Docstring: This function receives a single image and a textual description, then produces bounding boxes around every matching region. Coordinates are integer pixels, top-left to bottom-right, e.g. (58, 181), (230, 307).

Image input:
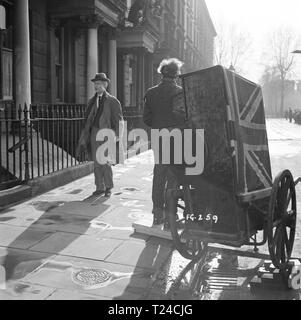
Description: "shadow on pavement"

(112, 234), (173, 300)
(0, 199), (110, 283)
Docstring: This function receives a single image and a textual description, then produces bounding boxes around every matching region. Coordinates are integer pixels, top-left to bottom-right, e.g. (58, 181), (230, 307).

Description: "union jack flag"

(223, 68), (273, 194)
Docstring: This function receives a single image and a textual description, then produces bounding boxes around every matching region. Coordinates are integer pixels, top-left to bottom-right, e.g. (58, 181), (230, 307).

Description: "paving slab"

(93, 206), (152, 229)
(28, 200), (111, 218)
(0, 225), (54, 250)
(24, 210), (148, 237)
(0, 281), (56, 300)
(29, 232), (123, 261)
(0, 150), (164, 300)
(94, 196), (152, 212)
(99, 229), (135, 241)
(46, 289), (109, 300)
(111, 190), (151, 201)
(0, 205), (48, 228)
(105, 239), (172, 270)
(0, 248), (54, 281)
(21, 256), (155, 299)
(26, 211), (100, 235)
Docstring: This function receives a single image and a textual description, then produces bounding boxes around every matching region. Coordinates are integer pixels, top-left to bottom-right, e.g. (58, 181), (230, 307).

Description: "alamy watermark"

(95, 121), (204, 176)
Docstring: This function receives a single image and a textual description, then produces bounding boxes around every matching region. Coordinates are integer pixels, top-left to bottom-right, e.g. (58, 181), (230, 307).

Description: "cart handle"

(295, 177), (301, 186)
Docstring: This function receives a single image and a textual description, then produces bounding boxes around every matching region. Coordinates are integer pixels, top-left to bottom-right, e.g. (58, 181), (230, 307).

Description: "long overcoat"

(76, 91), (124, 163)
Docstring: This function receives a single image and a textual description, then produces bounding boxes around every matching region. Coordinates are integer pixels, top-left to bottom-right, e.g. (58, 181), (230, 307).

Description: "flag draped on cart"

(222, 68), (273, 194)
(181, 65), (272, 195)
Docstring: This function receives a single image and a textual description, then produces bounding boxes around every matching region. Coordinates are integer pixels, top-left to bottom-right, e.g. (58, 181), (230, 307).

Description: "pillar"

(87, 27), (98, 99)
(136, 48), (146, 112)
(108, 29), (117, 97)
(81, 14), (103, 99)
(14, 0), (31, 109)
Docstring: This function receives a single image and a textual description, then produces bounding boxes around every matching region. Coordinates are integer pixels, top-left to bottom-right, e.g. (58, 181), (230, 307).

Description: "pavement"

(0, 118), (301, 300)
(0, 149), (173, 300)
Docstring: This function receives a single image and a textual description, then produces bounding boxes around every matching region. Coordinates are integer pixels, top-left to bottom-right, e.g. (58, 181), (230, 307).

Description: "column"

(108, 28), (117, 97)
(48, 18), (60, 103)
(87, 27), (98, 99)
(136, 48), (145, 112)
(14, 0), (31, 109)
(81, 14), (103, 99)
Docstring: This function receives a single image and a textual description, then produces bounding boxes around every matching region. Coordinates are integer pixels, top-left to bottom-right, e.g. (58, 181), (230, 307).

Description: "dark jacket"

(143, 78), (184, 129)
(76, 91), (124, 161)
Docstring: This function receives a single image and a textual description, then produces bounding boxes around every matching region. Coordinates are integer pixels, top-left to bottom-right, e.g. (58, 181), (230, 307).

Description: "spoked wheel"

(268, 170), (297, 270)
(166, 186), (207, 260)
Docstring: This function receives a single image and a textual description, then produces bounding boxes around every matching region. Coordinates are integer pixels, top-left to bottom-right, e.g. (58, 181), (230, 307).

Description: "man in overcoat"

(143, 58), (184, 225)
(77, 73), (124, 197)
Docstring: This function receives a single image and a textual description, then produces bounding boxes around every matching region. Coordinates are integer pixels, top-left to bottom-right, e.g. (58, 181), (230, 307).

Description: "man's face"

(94, 81), (108, 94)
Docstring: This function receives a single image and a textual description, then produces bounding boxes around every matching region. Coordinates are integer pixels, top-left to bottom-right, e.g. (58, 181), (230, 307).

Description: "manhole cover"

(72, 269), (112, 286)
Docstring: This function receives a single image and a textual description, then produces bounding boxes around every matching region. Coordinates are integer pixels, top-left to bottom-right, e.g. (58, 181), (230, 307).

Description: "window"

(1, 46), (12, 100)
(54, 28), (63, 102)
(0, 2), (13, 100)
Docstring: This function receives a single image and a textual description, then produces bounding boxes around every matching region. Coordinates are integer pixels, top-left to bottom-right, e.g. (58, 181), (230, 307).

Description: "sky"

(206, 0), (301, 82)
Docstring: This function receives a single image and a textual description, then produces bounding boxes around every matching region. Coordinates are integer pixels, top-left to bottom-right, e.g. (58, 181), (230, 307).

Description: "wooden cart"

(166, 66), (300, 271)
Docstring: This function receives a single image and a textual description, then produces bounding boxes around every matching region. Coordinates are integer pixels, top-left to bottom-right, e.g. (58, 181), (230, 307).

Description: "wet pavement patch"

(0, 208), (14, 215)
(31, 201), (65, 213)
(3, 253), (47, 281)
(0, 217), (15, 222)
(128, 212), (148, 220)
(68, 189), (83, 195)
(90, 221), (111, 230)
(46, 215), (64, 222)
(122, 187), (140, 192)
(14, 283), (31, 294)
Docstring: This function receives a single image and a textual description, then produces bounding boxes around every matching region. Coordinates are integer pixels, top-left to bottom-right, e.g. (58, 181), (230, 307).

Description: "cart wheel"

(166, 187), (207, 260)
(268, 170), (297, 270)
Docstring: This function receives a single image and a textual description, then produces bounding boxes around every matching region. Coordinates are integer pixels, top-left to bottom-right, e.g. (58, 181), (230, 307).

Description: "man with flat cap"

(77, 73), (124, 198)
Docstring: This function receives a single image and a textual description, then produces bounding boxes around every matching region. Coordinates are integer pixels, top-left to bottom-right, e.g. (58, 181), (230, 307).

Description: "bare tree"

(214, 21), (229, 66)
(268, 27), (300, 114)
(259, 65), (279, 86)
(214, 21), (252, 74)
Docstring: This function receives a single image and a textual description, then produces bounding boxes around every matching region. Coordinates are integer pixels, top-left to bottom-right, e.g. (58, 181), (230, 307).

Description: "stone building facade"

(0, 0), (216, 113)
(0, 0), (126, 110)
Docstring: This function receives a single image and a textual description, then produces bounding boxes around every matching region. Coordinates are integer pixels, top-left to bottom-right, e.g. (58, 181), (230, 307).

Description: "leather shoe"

(92, 190), (105, 196)
(105, 188), (112, 197)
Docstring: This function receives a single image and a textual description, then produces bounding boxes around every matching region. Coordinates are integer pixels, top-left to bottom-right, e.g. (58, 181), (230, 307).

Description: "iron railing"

(0, 101), (87, 190)
(0, 102), (150, 191)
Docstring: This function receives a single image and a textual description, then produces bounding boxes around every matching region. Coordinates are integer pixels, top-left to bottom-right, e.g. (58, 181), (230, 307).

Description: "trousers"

(90, 126), (114, 191)
(152, 164), (178, 216)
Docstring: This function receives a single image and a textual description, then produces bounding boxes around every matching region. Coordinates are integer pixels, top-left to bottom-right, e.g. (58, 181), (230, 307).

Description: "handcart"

(166, 65), (300, 271)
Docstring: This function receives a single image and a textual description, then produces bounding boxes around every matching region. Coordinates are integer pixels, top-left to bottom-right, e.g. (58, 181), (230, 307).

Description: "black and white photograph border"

(0, 0), (301, 304)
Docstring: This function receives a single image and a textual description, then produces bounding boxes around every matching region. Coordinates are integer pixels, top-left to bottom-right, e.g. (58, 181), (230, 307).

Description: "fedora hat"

(91, 73), (111, 84)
